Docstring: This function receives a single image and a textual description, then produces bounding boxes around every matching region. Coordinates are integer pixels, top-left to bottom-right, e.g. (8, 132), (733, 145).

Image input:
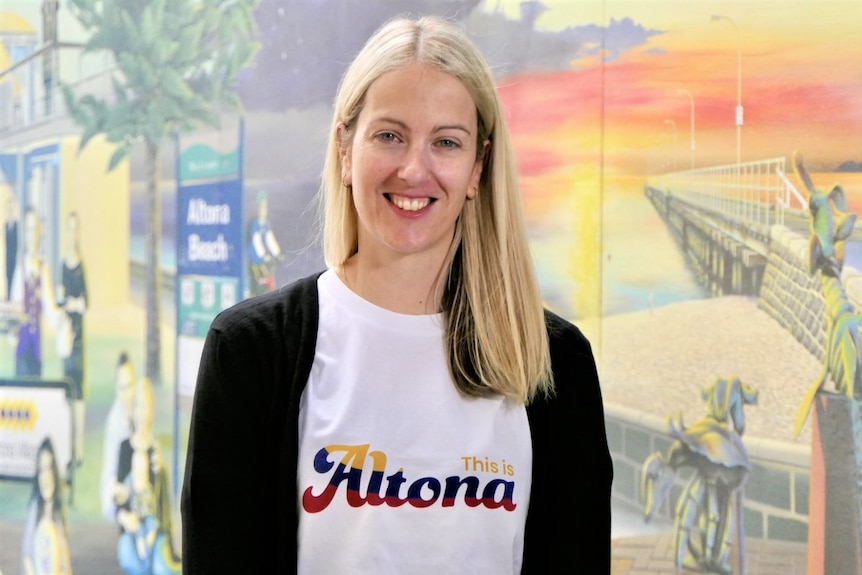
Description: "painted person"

(101, 352), (136, 520)
(4, 192), (17, 301)
(21, 437), (73, 575)
(115, 376), (181, 575)
(57, 211), (88, 466)
(182, 16), (612, 574)
(247, 190), (283, 296)
(10, 207), (58, 377)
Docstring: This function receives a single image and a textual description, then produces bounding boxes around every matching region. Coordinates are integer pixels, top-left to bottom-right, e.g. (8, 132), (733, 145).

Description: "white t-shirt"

(297, 270), (532, 574)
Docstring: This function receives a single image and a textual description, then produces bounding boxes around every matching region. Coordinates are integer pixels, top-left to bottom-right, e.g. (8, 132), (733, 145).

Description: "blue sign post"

(174, 121), (245, 398)
(174, 119), (245, 498)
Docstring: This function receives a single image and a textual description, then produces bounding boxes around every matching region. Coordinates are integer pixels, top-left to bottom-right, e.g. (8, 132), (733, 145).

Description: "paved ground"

(1, 519), (122, 575)
(612, 534), (808, 575)
(610, 503), (808, 575)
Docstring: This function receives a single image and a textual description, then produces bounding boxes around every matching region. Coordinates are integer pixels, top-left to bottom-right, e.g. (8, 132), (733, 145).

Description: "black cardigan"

(182, 273), (612, 574)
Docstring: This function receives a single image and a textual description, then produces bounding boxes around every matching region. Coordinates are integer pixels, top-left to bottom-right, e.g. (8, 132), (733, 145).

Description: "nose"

(398, 143), (431, 185)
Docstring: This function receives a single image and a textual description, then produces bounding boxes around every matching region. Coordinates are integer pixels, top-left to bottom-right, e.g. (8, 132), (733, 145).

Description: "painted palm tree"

(62, 0), (260, 384)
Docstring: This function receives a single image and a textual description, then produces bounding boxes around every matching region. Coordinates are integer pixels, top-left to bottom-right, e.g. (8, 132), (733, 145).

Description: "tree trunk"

(145, 138), (162, 385)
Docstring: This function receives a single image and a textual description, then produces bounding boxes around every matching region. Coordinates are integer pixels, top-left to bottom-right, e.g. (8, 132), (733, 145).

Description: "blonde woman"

(115, 376), (181, 575)
(183, 15), (612, 574)
(57, 212), (88, 467)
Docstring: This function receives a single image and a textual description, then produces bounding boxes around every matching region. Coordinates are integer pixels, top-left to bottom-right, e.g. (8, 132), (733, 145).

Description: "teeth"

(391, 195), (430, 212)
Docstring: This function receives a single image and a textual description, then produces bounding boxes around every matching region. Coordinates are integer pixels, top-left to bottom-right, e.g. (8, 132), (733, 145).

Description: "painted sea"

(527, 172), (862, 319)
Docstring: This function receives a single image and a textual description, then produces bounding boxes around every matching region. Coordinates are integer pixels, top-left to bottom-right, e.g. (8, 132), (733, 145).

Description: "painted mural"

(0, 0), (861, 573)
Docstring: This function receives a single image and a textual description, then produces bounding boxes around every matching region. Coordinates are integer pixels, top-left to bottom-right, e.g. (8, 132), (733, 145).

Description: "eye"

(376, 131), (400, 143)
(436, 138), (461, 149)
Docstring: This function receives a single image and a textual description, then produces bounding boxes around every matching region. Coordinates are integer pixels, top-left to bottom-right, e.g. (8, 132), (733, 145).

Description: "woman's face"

(341, 63), (485, 263)
(37, 449), (56, 503)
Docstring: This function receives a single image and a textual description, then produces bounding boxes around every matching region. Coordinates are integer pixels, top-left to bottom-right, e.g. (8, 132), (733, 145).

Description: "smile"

(387, 193), (433, 212)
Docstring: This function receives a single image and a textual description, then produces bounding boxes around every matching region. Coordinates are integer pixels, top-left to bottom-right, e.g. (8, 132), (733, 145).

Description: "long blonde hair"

(321, 16), (553, 403)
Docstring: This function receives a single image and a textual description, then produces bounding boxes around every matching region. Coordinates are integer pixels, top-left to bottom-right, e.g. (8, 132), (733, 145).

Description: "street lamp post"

(711, 14), (742, 169)
(712, 14), (744, 224)
(676, 88), (696, 170)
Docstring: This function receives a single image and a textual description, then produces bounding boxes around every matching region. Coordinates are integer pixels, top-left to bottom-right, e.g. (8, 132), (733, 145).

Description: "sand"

(590, 295), (824, 445)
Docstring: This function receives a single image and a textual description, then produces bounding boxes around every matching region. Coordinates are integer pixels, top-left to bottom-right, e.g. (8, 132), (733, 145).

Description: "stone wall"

(757, 226), (827, 360)
(757, 224), (862, 361)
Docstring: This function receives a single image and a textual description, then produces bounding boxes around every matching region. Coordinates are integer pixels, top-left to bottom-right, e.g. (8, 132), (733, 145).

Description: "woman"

(11, 207), (57, 377)
(21, 437), (73, 575)
(12, 207), (43, 376)
(115, 376), (181, 575)
(182, 15), (612, 574)
(57, 211), (88, 466)
(4, 192), (17, 301)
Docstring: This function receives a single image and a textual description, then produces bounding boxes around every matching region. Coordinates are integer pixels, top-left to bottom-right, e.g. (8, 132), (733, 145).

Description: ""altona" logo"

(302, 444), (517, 514)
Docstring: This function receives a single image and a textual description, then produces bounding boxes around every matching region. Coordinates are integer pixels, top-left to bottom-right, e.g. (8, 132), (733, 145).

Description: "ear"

(467, 139), (490, 200)
(337, 123), (352, 187)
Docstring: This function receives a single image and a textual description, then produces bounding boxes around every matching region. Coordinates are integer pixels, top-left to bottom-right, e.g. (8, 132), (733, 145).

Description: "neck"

(65, 250), (79, 266)
(339, 252), (450, 315)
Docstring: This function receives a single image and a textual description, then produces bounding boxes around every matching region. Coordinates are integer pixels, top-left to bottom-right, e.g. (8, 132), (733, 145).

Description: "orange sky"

(489, 1), (862, 318)
(494, 1), (862, 178)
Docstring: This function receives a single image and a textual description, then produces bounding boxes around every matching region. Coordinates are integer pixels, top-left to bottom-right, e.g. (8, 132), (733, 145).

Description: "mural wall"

(1, 0), (861, 573)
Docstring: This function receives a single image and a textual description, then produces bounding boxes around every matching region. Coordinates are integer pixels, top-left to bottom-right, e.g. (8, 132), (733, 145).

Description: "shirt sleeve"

(522, 312), (613, 574)
(181, 323), (271, 574)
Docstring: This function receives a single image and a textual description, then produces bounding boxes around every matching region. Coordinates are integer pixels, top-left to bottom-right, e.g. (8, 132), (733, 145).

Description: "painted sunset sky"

(488, 0), (862, 176)
(478, 0), (862, 319)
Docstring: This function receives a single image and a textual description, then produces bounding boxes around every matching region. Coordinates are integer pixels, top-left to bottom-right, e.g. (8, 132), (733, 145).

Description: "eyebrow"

(370, 116), (474, 136)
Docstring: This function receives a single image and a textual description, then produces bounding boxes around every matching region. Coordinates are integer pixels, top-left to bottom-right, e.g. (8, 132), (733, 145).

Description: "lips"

(386, 193), (434, 212)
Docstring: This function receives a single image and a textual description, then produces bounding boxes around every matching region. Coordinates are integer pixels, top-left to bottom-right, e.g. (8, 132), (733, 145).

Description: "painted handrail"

(647, 157), (806, 228)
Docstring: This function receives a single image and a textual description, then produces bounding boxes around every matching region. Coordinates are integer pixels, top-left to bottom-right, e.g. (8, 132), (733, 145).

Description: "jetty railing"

(646, 157), (808, 229)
